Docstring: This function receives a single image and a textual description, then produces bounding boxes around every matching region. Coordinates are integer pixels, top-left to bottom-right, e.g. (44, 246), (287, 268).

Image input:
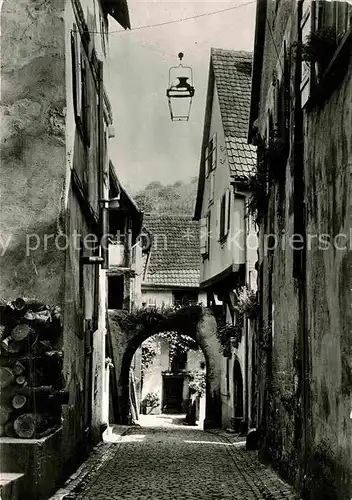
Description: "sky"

(106, 0), (256, 192)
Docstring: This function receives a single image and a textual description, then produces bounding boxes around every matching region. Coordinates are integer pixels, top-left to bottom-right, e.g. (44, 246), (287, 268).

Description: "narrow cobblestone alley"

(52, 421), (298, 500)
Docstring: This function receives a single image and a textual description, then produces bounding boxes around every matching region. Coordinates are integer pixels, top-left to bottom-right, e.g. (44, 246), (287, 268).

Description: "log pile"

(0, 298), (68, 439)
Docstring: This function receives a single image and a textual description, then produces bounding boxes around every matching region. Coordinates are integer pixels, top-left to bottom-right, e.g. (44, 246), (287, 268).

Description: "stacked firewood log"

(0, 298), (68, 439)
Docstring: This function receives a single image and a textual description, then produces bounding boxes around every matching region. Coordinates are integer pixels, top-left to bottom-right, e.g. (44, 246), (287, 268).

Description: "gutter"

(194, 57), (215, 220)
(248, 0), (267, 144)
(98, 61), (109, 270)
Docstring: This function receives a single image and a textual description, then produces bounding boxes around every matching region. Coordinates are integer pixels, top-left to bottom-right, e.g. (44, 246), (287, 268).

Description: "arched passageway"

(131, 331), (207, 425)
(107, 307), (222, 428)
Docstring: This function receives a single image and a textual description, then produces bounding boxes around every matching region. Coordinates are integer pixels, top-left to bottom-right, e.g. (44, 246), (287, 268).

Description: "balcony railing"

(108, 242), (125, 268)
(131, 241), (142, 274)
(108, 238), (143, 272)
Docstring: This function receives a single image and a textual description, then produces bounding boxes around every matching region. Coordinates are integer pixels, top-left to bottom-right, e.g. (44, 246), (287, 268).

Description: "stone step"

(0, 473), (25, 500)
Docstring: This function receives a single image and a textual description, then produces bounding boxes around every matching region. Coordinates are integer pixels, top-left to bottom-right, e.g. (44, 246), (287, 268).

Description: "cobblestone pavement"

(51, 423), (299, 500)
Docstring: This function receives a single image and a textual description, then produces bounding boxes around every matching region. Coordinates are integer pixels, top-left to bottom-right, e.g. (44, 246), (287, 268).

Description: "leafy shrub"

(216, 320), (243, 357)
(302, 27), (339, 69)
(247, 166), (269, 224)
(235, 286), (259, 320)
(187, 369), (206, 397)
(141, 393), (160, 414)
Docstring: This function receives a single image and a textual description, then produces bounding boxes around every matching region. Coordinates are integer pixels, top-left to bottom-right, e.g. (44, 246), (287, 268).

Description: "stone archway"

(108, 307), (222, 428)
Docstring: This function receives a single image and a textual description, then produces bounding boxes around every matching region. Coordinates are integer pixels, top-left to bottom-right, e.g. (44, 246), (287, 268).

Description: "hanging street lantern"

(166, 52), (195, 122)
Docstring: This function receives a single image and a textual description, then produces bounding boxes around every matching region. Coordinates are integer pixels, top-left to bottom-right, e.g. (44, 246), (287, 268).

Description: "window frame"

(205, 133), (217, 204)
(200, 217), (208, 256)
(200, 211), (212, 259)
(219, 188), (231, 242)
(71, 24), (91, 147)
(147, 297), (157, 308)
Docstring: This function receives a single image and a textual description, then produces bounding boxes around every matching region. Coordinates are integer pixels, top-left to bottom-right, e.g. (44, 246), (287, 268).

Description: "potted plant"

(302, 27), (340, 76)
(141, 392), (160, 415)
(185, 370), (206, 425)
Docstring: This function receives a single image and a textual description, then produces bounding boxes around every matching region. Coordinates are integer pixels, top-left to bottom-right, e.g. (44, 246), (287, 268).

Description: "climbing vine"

(216, 320), (243, 358)
(247, 129), (288, 224)
(257, 324), (272, 353)
(116, 304), (203, 335)
(141, 337), (160, 374)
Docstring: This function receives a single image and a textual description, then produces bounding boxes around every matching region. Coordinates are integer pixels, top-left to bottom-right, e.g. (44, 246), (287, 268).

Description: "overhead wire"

(108, 2), (254, 61)
(83, 1), (256, 35)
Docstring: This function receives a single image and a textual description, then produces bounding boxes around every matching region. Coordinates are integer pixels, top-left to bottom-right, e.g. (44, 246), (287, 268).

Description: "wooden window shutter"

(225, 188), (231, 235)
(212, 132), (217, 170)
(216, 198), (221, 241)
(206, 211), (211, 255)
(200, 217), (207, 255)
(300, 0), (316, 107)
(81, 55), (91, 147)
(205, 146), (209, 176)
(209, 170), (215, 202)
(283, 41), (290, 141)
(71, 25), (82, 119)
(219, 194), (226, 240)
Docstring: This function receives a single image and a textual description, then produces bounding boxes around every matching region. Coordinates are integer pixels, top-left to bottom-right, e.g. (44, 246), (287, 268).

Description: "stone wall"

(252, 1), (352, 497)
(0, 0), (107, 495)
(0, 0), (67, 303)
(303, 57), (352, 497)
(108, 307), (223, 428)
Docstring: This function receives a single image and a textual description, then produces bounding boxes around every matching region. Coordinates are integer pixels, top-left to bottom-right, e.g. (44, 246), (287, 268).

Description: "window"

(300, 0), (314, 107)
(71, 24), (91, 146)
(205, 133), (217, 203)
(170, 348), (187, 372)
(173, 291), (198, 306)
(299, 0), (350, 107)
(200, 217), (207, 256)
(218, 189), (231, 241)
(100, 13), (107, 56)
(200, 212), (211, 258)
(209, 171), (215, 202)
(278, 42), (290, 142)
(206, 211), (211, 256)
(147, 297), (157, 307)
(205, 132), (217, 175)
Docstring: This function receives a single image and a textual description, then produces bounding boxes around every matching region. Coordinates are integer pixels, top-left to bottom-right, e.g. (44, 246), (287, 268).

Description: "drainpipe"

(294, 1), (309, 485)
(91, 60), (109, 441)
(233, 184), (250, 430)
(244, 196), (249, 430)
(98, 60), (109, 271)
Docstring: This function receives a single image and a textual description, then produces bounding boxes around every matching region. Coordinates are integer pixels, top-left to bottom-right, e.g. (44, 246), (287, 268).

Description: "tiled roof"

(143, 214), (200, 288)
(212, 48), (256, 180)
(226, 137), (257, 181)
(212, 49), (253, 138)
(194, 48), (256, 219)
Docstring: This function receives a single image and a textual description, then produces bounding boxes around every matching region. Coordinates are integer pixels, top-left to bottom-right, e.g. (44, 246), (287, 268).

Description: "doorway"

(108, 275), (124, 309)
(233, 359), (244, 419)
(162, 375), (184, 414)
